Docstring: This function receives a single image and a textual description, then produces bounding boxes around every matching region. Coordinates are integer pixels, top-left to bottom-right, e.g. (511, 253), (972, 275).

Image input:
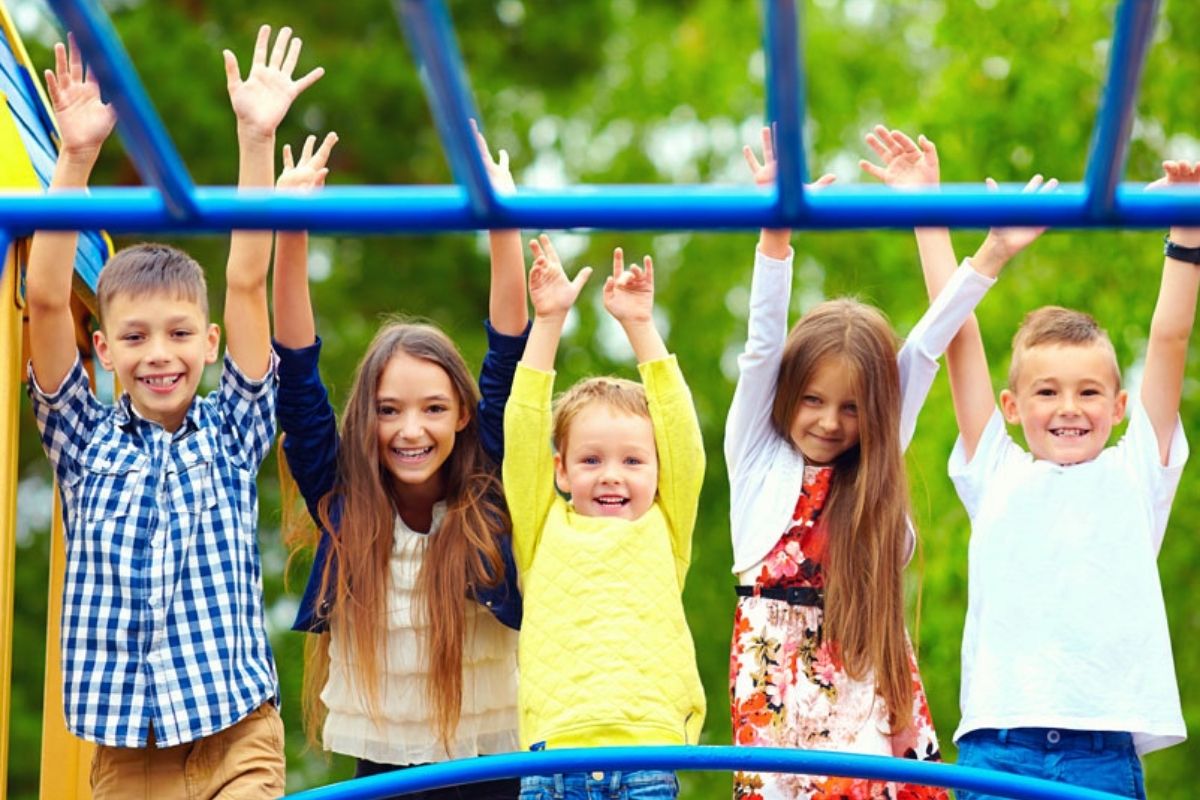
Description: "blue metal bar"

(47, 0), (198, 220)
(2, 183), (1200, 233)
(394, 0), (495, 219)
(763, 0), (807, 217)
(1082, 0), (1160, 219)
(284, 746), (1125, 800)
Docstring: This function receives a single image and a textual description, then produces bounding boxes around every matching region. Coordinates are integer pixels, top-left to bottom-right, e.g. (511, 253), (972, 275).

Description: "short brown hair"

(1008, 305), (1119, 390)
(552, 376), (650, 454)
(96, 243), (208, 327)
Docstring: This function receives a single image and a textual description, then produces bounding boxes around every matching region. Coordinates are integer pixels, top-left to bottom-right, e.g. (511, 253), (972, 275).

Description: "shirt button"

(1047, 730), (1061, 744)
(591, 771), (604, 780)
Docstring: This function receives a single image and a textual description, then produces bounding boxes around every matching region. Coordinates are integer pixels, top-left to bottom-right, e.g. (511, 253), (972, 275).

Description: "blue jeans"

(956, 728), (1146, 800)
(519, 770), (678, 800)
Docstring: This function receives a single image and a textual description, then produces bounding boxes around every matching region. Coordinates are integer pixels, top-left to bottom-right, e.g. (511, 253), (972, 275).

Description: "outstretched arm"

(745, 126), (835, 259)
(28, 35), (116, 392)
(472, 119), (529, 336)
(1142, 160), (1200, 463)
(521, 234), (592, 371)
(223, 24), (324, 379)
(272, 132), (338, 349)
(955, 176), (1057, 456)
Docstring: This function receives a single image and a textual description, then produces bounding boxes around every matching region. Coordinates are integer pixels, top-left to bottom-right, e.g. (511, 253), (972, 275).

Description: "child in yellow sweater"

(503, 234), (706, 799)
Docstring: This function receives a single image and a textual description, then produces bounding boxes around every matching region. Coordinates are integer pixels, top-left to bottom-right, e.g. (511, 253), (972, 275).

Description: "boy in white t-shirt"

(862, 128), (1197, 799)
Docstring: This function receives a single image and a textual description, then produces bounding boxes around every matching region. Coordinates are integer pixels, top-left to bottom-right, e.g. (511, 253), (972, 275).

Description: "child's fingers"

(44, 70), (60, 105)
(985, 177), (999, 191)
(643, 255), (654, 282)
(570, 266), (594, 292)
(300, 134), (316, 162)
(1021, 174), (1045, 193)
(539, 234), (559, 265)
(282, 144), (294, 171)
(893, 130), (919, 153)
(810, 173), (837, 189)
(529, 238), (543, 261)
(761, 126), (775, 165)
(314, 132), (338, 166)
(859, 159), (885, 181)
(222, 50), (242, 90)
(293, 66), (325, 94)
(315, 167), (329, 187)
(1043, 177), (1059, 192)
(497, 149), (509, 173)
(252, 24), (271, 67)
(66, 33), (82, 81)
(918, 134), (938, 160)
(54, 41), (68, 82)
(281, 37), (302, 78)
(743, 145), (762, 176)
(268, 26), (292, 70)
(864, 132), (888, 159)
(612, 247), (624, 279)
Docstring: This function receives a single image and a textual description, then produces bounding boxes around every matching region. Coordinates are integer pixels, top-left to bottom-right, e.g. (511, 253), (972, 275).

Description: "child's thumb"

(572, 266), (594, 290)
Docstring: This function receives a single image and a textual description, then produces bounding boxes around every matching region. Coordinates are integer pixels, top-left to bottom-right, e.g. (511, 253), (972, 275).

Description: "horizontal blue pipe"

(48, 0), (198, 219)
(284, 746), (1124, 800)
(2, 184), (1200, 232)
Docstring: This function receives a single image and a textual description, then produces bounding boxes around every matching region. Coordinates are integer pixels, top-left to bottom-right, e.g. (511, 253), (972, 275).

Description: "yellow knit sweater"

(503, 356), (706, 749)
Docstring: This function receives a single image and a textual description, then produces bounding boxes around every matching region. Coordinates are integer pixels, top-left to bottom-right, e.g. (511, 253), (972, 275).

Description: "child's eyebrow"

(376, 393), (454, 403)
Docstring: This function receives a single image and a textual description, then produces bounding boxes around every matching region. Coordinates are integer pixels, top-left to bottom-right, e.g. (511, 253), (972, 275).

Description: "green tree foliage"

(8, 1), (1200, 797)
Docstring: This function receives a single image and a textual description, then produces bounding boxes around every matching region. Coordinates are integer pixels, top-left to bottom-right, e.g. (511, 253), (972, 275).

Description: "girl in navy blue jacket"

(272, 126), (527, 800)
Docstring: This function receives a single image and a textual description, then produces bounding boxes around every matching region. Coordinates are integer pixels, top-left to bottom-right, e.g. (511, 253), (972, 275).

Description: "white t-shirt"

(949, 402), (1187, 754)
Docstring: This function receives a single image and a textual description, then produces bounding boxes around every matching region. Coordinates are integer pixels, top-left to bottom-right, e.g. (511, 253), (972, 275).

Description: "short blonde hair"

(97, 243), (208, 327)
(552, 376), (650, 454)
(1008, 306), (1120, 390)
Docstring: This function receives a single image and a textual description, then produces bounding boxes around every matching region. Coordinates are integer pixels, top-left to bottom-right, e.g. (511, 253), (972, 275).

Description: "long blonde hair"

(283, 322), (510, 751)
(770, 298), (914, 732)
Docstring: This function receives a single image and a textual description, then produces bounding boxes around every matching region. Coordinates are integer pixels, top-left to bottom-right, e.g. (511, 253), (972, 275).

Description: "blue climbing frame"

(0, 1), (1170, 798)
(0, 0), (1195, 240)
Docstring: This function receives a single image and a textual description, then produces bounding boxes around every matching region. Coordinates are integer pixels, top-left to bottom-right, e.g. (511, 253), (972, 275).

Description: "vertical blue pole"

(763, 0), (807, 223)
(47, 0), (198, 220)
(394, 0), (496, 220)
(1082, 0), (1160, 220)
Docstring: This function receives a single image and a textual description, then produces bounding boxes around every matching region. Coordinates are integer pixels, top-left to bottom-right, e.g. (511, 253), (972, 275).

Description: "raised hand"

(603, 248), (654, 325)
(1148, 160), (1200, 248)
(743, 126), (837, 189)
(528, 234), (592, 320)
(224, 25), (324, 140)
(471, 118), (515, 194)
(278, 132), (338, 191)
(44, 34), (116, 158)
(860, 125), (939, 188)
(982, 174), (1059, 260)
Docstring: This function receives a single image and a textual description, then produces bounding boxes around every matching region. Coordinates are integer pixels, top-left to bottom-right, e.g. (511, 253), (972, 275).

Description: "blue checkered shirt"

(28, 353), (280, 747)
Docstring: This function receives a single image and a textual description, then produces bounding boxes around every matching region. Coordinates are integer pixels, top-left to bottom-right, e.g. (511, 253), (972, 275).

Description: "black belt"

(735, 585), (824, 607)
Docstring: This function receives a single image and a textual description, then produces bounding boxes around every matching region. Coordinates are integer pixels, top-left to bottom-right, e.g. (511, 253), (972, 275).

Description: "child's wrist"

(236, 122), (276, 147)
(1167, 228), (1200, 249)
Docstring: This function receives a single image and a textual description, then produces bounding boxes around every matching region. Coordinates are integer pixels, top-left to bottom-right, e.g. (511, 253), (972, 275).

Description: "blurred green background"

(6, 0), (1199, 797)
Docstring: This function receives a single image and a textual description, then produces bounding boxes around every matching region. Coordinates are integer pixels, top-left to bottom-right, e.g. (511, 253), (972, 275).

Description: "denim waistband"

(968, 727), (1134, 751)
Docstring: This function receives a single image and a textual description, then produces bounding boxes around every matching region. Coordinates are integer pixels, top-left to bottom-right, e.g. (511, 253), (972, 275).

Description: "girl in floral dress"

(726, 128), (996, 800)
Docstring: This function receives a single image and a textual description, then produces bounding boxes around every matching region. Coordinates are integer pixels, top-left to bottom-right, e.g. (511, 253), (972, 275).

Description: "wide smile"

(593, 494), (630, 513)
(137, 373), (183, 395)
(390, 445), (434, 464)
(1049, 427), (1090, 438)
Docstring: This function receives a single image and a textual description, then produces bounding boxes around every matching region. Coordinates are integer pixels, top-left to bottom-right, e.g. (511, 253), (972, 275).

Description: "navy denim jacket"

(275, 321), (527, 633)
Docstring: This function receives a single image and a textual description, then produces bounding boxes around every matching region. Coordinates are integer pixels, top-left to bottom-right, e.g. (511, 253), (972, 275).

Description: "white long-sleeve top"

(726, 248), (995, 574)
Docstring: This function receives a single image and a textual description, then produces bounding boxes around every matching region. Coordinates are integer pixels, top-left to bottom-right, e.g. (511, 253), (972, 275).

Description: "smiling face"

(1001, 342), (1127, 465)
(374, 352), (469, 498)
(554, 401), (659, 521)
(788, 356), (861, 465)
(93, 291), (220, 432)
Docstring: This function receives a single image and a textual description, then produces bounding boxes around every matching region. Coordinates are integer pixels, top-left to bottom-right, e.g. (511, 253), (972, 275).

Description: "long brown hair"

(282, 322), (510, 751)
(770, 299), (914, 732)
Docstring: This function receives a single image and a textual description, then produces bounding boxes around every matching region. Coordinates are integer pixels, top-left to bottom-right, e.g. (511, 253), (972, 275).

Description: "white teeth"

(596, 497), (628, 506)
(141, 375), (179, 387)
(393, 446), (433, 458)
(1052, 428), (1088, 438)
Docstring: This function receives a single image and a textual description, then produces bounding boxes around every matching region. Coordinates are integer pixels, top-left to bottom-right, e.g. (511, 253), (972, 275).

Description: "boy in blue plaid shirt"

(25, 26), (323, 800)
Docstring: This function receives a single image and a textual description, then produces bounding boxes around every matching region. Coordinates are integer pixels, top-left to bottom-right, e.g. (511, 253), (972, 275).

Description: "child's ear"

(1113, 389), (1129, 424)
(553, 452), (571, 495)
(456, 405), (470, 433)
(93, 329), (114, 371)
(999, 389), (1021, 424)
(205, 323), (221, 364)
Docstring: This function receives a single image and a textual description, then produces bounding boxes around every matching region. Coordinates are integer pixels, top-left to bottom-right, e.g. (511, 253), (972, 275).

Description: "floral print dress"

(729, 466), (947, 800)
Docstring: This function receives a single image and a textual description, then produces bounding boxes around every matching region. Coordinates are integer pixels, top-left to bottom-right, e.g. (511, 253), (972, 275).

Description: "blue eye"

(624, 457), (642, 466)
